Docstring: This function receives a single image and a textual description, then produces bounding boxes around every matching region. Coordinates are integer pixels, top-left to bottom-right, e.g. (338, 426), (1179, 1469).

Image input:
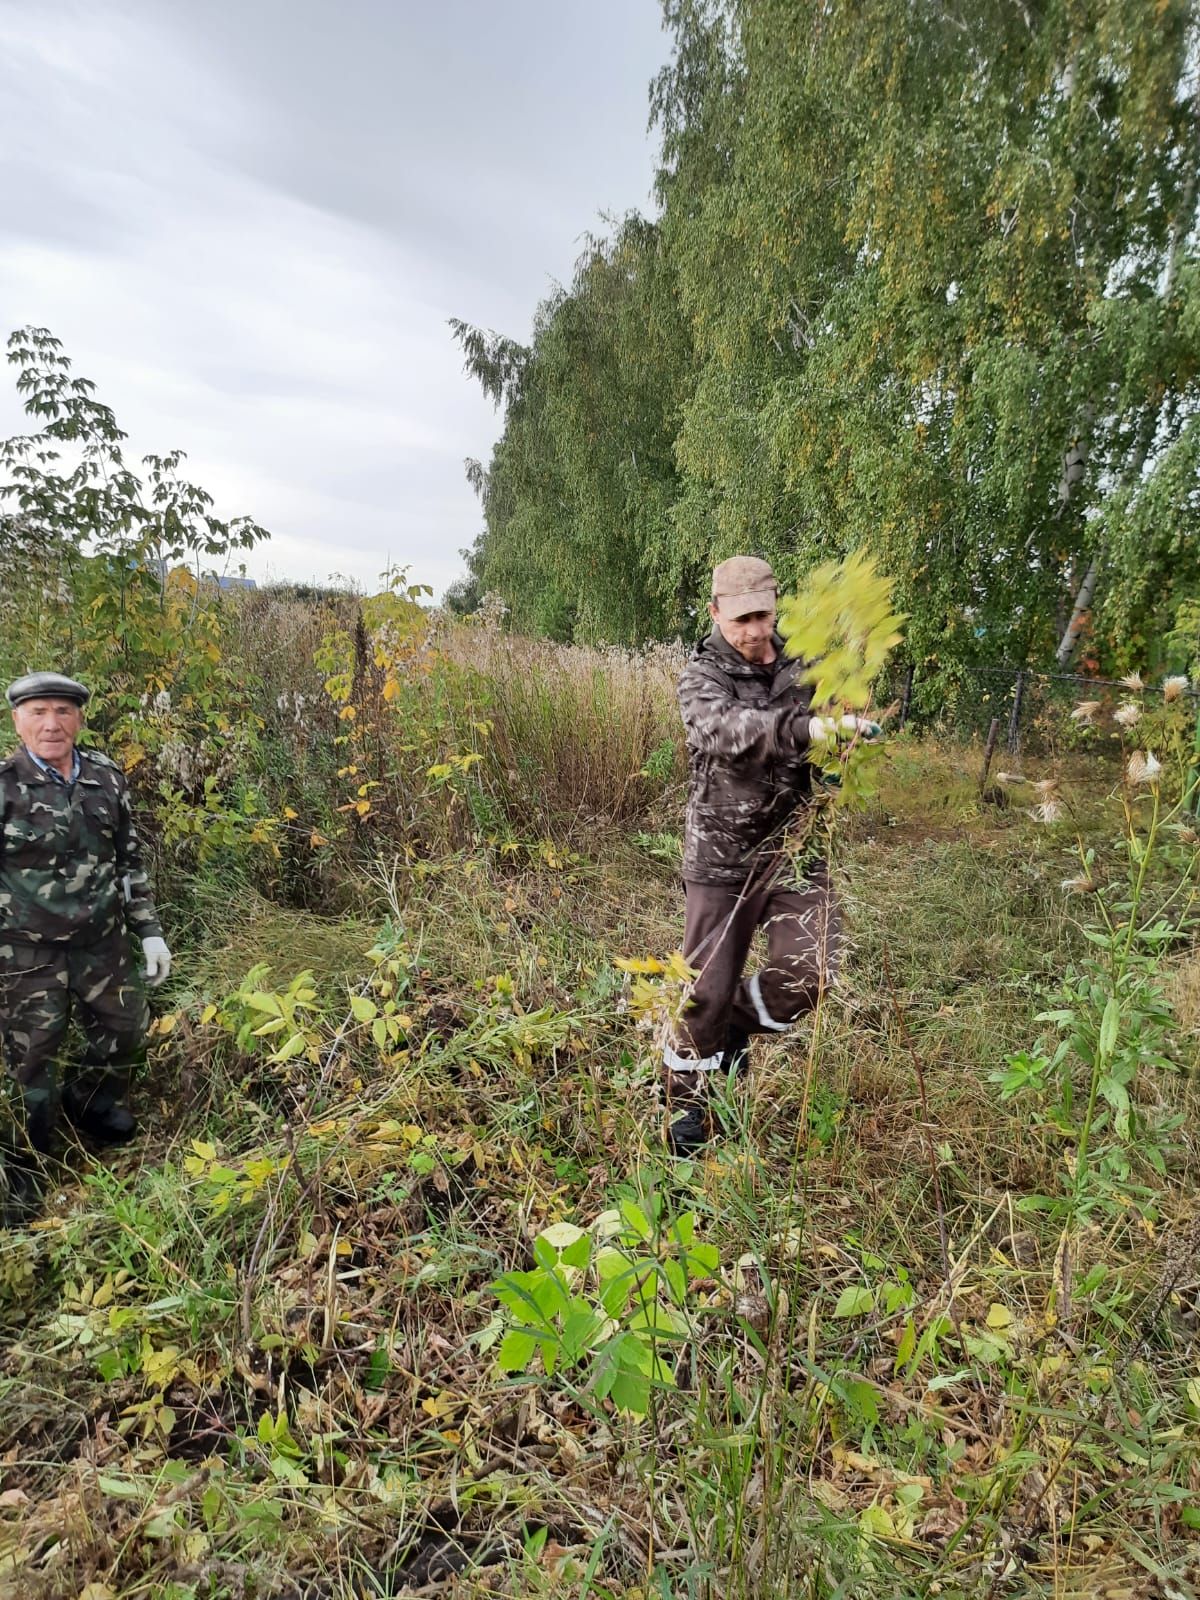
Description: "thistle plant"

(993, 675), (1199, 1232)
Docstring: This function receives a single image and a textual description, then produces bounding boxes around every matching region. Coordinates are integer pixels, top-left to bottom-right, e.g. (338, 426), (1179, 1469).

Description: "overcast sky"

(0, 0), (667, 595)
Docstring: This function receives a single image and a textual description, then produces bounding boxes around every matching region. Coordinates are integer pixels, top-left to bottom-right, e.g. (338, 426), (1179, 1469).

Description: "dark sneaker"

(664, 1071), (713, 1156)
(63, 1089), (138, 1146)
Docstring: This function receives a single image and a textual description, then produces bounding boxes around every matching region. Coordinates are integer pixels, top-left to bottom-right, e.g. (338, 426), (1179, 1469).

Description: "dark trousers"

(0, 935), (147, 1153)
(670, 865), (841, 1068)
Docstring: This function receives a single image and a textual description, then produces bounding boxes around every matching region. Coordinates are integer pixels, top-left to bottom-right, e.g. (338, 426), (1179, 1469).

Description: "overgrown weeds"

(1, 604), (1198, 1598)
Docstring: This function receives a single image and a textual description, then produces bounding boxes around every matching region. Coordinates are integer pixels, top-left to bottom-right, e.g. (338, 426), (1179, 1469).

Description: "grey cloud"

(0, 0), (666, 592)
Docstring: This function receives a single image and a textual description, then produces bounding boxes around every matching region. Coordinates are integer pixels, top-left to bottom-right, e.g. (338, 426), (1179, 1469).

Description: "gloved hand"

(808, 713), (884, 744)
(142, 936), (173, 988)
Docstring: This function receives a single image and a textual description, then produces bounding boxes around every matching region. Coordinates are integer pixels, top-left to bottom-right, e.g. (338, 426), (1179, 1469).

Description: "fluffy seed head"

(1071, 700), (1102, 724)
(1033, 799), (1065, 823)
(1113, 702), (1142, 728)
(1126, 750), (1162, 786)
(1162, 675), (1190, 703)
(1120, 671), (1145, 693)
(1060, 874), (1097, 894)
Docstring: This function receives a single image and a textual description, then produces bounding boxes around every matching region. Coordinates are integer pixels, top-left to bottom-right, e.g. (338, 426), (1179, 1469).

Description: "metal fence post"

(1006, 669), (1026, 756)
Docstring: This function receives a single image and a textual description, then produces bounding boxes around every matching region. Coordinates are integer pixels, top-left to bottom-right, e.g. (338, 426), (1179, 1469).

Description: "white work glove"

(808, 713), (884, 744)
(141, 936), (173, 988)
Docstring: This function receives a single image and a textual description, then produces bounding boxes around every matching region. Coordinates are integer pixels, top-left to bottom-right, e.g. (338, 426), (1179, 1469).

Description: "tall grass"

(221, 592), (690, 851)
(446, 626), (688, 829)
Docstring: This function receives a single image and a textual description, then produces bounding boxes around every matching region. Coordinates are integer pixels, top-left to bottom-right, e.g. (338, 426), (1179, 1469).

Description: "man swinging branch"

(664, 558), (878, 1154)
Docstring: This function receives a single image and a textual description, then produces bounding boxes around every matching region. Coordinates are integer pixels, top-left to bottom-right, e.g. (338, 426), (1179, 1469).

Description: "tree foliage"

(0, 327), (269, 762)
(455, 0), (1200, 676)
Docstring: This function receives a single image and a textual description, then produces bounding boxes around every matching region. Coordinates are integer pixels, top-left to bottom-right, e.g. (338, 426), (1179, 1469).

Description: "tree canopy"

(454, 0), (1200, 679)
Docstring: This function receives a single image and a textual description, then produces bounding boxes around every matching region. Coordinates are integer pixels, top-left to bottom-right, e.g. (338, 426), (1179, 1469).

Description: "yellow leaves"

(359, 1119), (423, 1146)
(183, 1139), (288, 1210)
(282, 806), (298, 820)
(615, 951), (696, 982)
(149, 1013), (178, 1037)
(778, 550), (905, 710)
(65, 1270), (134, 1311)
(427, 750), (487, 786)
(139, 1337), (192, 1392)
(615, 950), (698, 1024)
(614, 947), (662, 972)
(985, 1302), (1013, 1330)
(420, 1390), (459, 1420)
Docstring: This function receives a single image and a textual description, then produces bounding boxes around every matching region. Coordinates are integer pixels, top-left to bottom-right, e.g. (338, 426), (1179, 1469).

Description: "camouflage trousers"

(669, 864), (841, 1067)
(0, 935), (147, 1154)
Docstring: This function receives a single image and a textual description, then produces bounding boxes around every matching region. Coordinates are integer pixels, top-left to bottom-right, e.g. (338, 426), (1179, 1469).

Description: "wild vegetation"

(3, 0), (1200, 1591)
(1, 347), (1199, 1589)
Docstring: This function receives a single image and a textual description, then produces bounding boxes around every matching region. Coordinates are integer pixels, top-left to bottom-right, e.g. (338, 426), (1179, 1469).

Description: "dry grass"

(440, 624), (689, 830)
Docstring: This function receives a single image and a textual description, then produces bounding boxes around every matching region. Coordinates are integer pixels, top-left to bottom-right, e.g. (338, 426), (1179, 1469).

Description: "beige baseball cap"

(711, 556), (777, 619)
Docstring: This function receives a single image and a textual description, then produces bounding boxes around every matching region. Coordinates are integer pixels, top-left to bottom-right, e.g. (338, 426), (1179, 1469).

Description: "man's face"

(710, 600), (777, 663)
(12, 698), (84, 763)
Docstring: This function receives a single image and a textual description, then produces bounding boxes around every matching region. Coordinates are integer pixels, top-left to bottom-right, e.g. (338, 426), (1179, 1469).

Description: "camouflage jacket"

(678, 629), (817, 885)
(0, 745), (162, 946)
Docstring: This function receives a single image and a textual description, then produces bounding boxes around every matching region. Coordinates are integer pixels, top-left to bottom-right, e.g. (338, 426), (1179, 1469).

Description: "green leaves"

(1099, 995), (1121, 1060)
(488, 1203), (719, 1415)
(997, 759), (1191, 1221)
(1, 326), (269, 792)
(833, 1286), (876, 1319)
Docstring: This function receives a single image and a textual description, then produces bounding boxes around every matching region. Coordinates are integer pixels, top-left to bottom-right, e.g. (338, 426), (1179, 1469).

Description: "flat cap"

(6, 672), (91, 709)
(712, 555), (777, 619)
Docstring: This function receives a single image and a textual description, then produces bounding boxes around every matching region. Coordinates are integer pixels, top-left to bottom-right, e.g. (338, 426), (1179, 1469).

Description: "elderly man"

(0, 673), (171, 1216)
(664, 557), (877, 1154)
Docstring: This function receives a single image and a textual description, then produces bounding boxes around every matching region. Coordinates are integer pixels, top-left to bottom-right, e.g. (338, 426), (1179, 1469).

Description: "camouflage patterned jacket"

(678, 629), (817, 885)
(0, 745), (162, 946)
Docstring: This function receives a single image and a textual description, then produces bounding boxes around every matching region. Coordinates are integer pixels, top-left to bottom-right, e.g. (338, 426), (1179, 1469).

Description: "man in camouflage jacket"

(0, 673), (172, 1215)
(665, 558), (877, 1154)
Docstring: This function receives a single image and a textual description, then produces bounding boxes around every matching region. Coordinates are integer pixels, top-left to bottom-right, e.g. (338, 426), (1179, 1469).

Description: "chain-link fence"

(882, 662), (1200, 761)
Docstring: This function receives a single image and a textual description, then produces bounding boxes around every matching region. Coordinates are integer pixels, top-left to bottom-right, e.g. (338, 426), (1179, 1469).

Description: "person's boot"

(663, 1068), (713, 1156)
(0, 1154), (44, 1228)
(63, 1084), (137, 1145)
(721, 1025), (751, 1077)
